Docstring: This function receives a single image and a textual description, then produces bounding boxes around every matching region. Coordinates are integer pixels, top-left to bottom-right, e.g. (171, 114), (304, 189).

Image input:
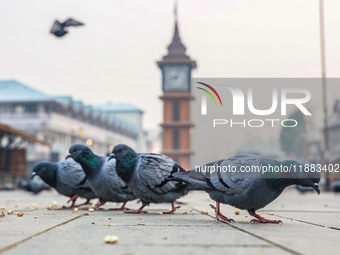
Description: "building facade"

(94, 103), (146, 152)
(0, 80), (142, 166)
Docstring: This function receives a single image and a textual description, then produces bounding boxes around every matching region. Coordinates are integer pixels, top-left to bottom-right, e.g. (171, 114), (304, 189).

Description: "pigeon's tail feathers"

(172, 172), (212, 190)
(174, 163), (187, 173)
(183, 183), (205, 191)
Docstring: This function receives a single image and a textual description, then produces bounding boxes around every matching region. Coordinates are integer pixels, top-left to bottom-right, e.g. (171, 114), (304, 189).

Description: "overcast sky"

(0, 0), (339, 130)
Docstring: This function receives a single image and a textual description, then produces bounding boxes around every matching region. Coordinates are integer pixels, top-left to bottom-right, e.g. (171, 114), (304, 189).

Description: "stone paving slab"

(0, 189), (339, 255)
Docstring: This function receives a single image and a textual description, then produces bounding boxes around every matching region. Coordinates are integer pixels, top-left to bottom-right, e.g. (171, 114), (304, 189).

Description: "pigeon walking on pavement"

(173, 154), (320, 223)
(66, 144), (135, 210)
(32, 160), (97, 208)
(18, 175), (51, 194)
(108, 144), (196, 214)
(50, 18), (84, 38)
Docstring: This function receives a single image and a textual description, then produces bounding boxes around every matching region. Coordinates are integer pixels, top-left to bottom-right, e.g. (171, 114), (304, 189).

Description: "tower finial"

(173, 0), (180, 40)
(174, 0), (178, 20)
(157, 0), (196, 68)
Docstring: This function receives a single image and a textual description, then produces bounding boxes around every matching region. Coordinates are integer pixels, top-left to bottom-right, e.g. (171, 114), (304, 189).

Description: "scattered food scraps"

(16, 212), (24, 217)
(104, 235), (119, 244)
(52, 201), (58, 208)
(235, 210), (240, 215)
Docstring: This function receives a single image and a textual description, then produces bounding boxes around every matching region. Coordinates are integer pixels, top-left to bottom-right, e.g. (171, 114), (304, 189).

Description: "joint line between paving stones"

(0, 213), (87, 254)
(190, 208), (303, 255)
(275, 214), (340, 231)
(260, 210), (340, 213)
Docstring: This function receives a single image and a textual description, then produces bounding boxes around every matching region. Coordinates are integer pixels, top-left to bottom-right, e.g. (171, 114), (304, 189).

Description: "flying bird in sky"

(50, 18), (84, 38)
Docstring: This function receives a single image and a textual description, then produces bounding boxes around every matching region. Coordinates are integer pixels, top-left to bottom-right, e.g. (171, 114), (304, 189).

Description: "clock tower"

(157, 11), (196, 170)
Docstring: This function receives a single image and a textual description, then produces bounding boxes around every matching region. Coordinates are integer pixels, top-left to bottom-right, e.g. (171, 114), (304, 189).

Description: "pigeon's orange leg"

(63, 195), (80, 208)
(73, 199), (91, 208)
(175, 200), (187, 205)
(125, 202), (149, 214)
(248, 209), (282, 224)
(162, 202), (180, 214)
(83, 201), (105, 210)
(210, 202), (234, 222)
(109, 202), (130, 211)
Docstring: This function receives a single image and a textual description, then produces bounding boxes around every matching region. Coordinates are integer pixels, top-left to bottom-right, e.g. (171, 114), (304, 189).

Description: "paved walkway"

(0, 189), (339, 255)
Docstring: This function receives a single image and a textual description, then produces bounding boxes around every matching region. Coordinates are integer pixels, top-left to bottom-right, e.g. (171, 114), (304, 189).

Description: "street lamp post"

(319, 0), (330, 190)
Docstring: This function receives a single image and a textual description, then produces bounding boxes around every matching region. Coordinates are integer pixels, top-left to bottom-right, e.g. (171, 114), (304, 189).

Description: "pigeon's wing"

(102, 157), (131, 193)
(50, 20), (61, 34)
(136, 153), (184, 194)
(64, 18), (84, 27)
(58, 160), (89, 189)
(174, 154), (265, 195)
(209, 154), (262, 194)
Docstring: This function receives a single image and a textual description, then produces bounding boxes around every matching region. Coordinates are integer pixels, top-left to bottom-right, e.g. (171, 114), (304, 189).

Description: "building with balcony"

(0, 80), (143, 168)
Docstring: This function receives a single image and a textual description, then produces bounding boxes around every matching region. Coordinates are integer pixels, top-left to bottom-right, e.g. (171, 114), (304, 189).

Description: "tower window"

(173, 129), (180, 149)
(173, 101), (180, 121)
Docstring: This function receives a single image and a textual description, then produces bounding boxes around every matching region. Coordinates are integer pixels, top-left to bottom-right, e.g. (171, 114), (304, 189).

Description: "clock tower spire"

(157, 2), (196, 169)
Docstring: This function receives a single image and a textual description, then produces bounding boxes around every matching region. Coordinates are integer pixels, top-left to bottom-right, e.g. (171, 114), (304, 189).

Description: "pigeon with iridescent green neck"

(66, 144), (135, 210)
(109, 144), (195, 214)
(173, 154), (320, 223)
(32, 160), (97, 208)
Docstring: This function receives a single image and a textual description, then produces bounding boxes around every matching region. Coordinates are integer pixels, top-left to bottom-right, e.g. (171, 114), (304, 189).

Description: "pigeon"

(66, 144), (135, 210)
(18, 175), (51, 194)
(108, 144), (195, 214)
(50, 18), (84, 38)
(173, 154), (320, 223)
(32, 160), (97, 208)
(331, 181), (340, 192)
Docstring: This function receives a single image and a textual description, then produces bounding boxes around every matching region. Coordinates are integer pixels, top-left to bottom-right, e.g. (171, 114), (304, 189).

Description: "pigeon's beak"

(313, 183), (320, 195)
(31, 172), (37, 179)
(65, 154), (72, 160)
(108, 153), (115, 161)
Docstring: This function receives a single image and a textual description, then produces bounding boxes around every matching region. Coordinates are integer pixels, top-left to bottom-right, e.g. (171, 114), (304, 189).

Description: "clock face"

(163, 65), (190, 91)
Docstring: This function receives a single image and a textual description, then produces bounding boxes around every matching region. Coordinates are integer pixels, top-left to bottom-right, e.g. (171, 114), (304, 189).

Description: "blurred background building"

(94, 103), (146, 152)
(0, 80), (144, 186)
